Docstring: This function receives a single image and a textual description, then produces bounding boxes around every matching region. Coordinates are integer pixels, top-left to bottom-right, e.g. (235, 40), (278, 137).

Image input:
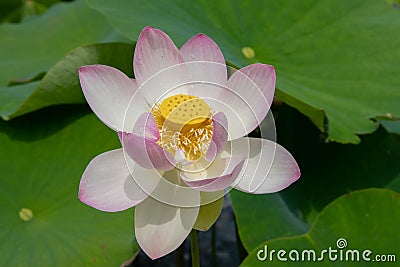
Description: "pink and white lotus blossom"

(78, 26), (300, 259)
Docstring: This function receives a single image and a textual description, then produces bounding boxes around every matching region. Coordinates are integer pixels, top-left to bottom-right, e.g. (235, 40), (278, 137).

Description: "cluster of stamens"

(151, 94), (213, 161)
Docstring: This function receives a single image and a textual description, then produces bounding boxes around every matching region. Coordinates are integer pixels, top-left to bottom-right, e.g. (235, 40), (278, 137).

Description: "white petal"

(181, 34), (225, 66)
(148, 169), (201, 207)
(180, 34), (227, 87)
(231, 137), (300, 194)
(135, 63), (190, 104)
(78, 149), (162, 212)
(118, 131), (175, 171)
(175, 149), (192, 166)
(206, 112), (228, 162)
(212, 64), (276, 139)
(180, 156), (245, 192)
(204, 96), (249, 140)
(210, 112), (228, 156)
(132, 112), (160, 140)
(135, 194), (199, 259)
(133, 27), (189, 102)
(205, 140), (217, 162)
(134, 26), (184, 85)
(79, 65), (146, 132)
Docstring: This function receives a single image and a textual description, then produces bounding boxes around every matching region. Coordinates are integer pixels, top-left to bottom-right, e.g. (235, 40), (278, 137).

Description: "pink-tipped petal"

(181, 34), (227, 86)
(231, 137), (300, 194)
(211, 112), (228, 156)
(79, 65), (146, 132)
(119, 131), (174, 171)
(206, 112), (228, 162)
(78, 149), (160, 212)
(134, 26), (184, 84)
(180, 156), (245, 192)
(133, 27), (190, 102)
(215, 64), (275, 139)
(205, 140), (218, 162)
(181, 34), (225, 65)
(132, 112), (160, 141)
(135, 193), (200, 259)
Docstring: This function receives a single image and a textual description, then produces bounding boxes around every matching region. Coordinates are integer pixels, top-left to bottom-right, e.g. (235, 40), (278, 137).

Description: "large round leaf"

(272, 105), (400, 217)
(0, 106), (138, 266)
(88, 0), (400, 143)
(231, 105), (400, 257)
(0, 0), (127, 87)
(380, 119), (400, 136)
(241, 189), (400, 266)
(386, 173), (400, 193)
(230, 190), (308, 252)
(0, 0), (61, 22)
(0, 43), (134, 120)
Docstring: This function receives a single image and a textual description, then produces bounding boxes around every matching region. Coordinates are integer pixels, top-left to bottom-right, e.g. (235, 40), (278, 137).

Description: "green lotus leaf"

(88, 0), (400, 143)
(0, 0), (127, 88)
(230, 190), (308, 252)
(0, 43), (134, 120)
(0, 106), (138, 266)
(241, 189), (400, 267)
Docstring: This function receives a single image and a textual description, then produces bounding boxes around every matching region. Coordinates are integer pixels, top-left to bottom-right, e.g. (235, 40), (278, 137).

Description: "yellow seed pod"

(159, 94), (210, 126)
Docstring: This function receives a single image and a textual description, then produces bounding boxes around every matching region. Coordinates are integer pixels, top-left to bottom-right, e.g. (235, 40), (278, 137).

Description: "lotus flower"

(78, 26), (300, 259)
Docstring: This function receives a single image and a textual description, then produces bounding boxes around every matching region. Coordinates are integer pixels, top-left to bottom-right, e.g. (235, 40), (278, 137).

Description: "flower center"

(152, 94), (213, 162)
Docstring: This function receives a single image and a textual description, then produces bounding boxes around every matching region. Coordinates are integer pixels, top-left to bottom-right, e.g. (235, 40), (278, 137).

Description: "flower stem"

(190, 229), (200, 267)
(211, 224), (217, 267)
(176, 240), (185, 267)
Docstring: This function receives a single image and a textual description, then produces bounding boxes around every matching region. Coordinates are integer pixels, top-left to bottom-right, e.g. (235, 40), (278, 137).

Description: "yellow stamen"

(152, 94), (213, 161)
